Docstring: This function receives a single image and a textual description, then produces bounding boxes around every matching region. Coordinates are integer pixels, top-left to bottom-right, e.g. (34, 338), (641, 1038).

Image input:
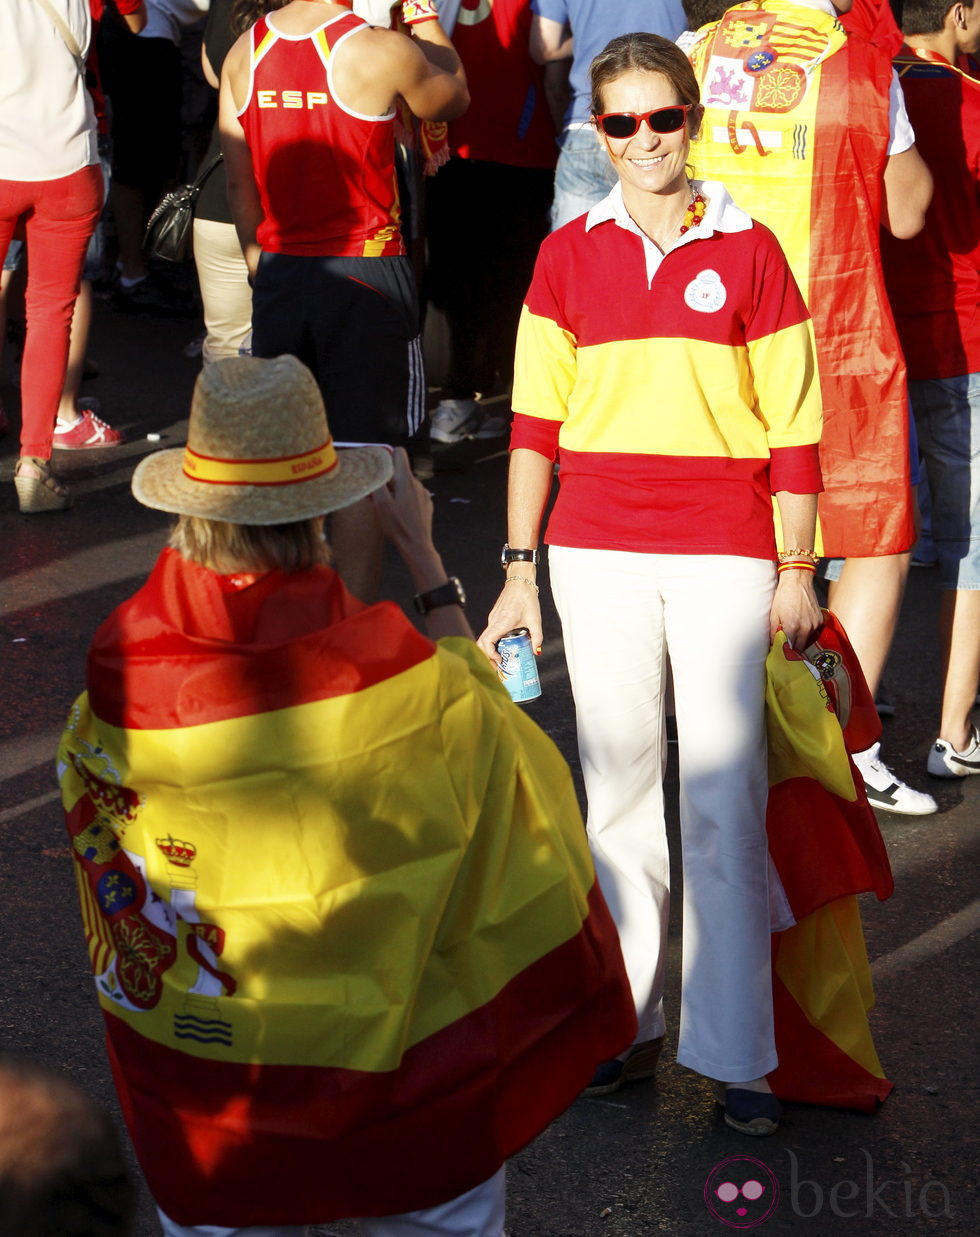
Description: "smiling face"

(595, 69), (699, 210)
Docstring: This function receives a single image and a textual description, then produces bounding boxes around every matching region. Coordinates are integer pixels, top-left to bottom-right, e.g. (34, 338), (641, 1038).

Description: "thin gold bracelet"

(504, 577), (540, 595)
(777, 547), (819, 564)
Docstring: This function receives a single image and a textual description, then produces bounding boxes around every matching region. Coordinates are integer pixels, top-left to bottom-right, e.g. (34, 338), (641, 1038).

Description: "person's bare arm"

(119, 2), (147, 34)
(529, 15), (573, 129)
(881, 145), (932, 238)
(219, 37), (264, 276)
(771, 492), (822, 650)
(541, 60), (571, 132)
(336, 23), (468, 121)
(370, 449), (473, 640)
(201, 44), (219, 90)
(389, 23), (469, 121)
(476, 448), (553, 664)
(404, 10), (465, 78)
(529, 14), (573, 64)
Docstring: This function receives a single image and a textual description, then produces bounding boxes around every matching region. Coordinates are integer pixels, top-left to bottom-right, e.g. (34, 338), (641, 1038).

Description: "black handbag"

(144, 153), (224, 263)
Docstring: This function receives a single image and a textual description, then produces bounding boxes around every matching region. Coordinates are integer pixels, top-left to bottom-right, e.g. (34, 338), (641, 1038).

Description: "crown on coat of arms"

(74, 756), (142, 823)
(156, 835), (197, 867)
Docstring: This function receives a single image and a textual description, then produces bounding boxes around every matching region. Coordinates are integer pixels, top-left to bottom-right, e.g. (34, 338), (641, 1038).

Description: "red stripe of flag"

(104, 881), (635, 1226)
(88, 550), (434, 730)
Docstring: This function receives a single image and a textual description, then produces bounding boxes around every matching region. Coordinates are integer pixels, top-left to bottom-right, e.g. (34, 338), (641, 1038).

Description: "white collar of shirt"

(585, 180), (752, 287)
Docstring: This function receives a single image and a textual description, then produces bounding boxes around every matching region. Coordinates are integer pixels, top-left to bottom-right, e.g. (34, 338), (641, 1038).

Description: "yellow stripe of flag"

(60, 640), (596, 1069)
(773, 900), (887, 1078)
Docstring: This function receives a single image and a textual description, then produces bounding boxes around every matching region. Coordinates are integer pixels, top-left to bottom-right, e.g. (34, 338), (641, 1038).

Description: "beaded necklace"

(678, 189), (707, 236)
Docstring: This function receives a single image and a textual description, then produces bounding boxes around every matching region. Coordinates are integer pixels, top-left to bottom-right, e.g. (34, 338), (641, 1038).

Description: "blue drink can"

(496, 627), (541, 703)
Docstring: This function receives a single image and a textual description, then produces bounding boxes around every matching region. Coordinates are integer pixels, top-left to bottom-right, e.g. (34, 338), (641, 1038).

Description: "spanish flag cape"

(58, 548), (635, 1227)
(690, 3), (914, 558)
(765, 613), (894, 1110)
(841, 0), (904, 56)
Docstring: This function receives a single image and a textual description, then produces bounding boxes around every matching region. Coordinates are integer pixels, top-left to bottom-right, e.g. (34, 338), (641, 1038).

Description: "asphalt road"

(1, 301), (978, 1236)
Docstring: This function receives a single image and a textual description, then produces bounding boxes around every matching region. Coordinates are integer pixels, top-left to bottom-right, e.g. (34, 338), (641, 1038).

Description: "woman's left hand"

(769, 568), (823, 650)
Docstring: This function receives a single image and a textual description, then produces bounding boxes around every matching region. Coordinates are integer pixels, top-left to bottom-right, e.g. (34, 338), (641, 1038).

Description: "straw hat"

(132, 355), (393, 524)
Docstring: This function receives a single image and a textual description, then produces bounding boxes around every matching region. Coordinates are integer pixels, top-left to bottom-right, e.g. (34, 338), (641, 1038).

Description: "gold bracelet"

(504, 577), (539, 595)
(777, 561), (817, 574)
(777, 547), (819, 564)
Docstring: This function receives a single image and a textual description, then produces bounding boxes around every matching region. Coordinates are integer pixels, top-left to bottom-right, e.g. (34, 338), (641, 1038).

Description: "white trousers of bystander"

(192, 217), (254, 365)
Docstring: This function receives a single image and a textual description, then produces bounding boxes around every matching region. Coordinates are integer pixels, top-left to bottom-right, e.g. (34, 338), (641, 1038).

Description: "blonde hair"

(170, 515), (330, 573)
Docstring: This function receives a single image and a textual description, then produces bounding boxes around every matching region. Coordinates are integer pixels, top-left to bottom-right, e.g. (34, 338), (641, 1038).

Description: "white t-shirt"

(0, 0), (98, 181)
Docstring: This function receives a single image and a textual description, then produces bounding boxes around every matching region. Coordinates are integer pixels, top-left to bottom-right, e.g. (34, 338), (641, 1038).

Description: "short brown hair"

(0, 1055), (132, 1236)
(590, 32), (702, 119)
(682, 0), (733, 33)
(170, 515), (330, 573)
(902, 0), (973, 35)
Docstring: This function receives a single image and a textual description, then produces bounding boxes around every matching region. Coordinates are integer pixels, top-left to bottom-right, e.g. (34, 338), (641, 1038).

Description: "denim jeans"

(550, 128), (617, 231)
(910, 372), (980, 590)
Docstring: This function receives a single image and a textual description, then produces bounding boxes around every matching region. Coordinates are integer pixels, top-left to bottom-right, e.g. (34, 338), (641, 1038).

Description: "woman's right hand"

(477, 578), (543, 666)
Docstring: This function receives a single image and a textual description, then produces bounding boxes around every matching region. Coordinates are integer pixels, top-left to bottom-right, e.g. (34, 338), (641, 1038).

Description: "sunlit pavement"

(1, 304), (977, 1236)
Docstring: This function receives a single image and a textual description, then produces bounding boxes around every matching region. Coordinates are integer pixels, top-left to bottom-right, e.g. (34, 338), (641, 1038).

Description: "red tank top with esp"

(240, 11), (403, 257)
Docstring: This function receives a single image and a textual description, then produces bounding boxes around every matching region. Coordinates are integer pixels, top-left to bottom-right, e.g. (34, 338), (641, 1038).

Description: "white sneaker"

(853, 742), (938, 815)
(429, 398), (509, 444)
(927, 725), (980, 778)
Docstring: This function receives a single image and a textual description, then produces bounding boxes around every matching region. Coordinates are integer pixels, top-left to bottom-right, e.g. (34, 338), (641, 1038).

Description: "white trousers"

(549, 548), (777, 1081)
(192, 217), (253, 365)
(156, 1167), (506, 1237)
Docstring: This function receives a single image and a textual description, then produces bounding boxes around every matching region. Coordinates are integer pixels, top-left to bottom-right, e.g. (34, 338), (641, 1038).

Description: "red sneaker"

(52, 403), (125, 450)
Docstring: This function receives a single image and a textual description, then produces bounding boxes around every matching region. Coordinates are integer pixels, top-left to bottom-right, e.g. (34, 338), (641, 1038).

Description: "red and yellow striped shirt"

(511, 181), (823, 558)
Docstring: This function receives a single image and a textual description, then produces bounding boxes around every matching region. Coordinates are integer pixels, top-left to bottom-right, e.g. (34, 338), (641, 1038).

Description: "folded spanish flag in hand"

(59, 549), (634, 1226)
(765, 613), (894, 1112)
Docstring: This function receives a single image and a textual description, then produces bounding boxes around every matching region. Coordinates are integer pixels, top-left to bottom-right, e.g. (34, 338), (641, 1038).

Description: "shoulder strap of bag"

(192, 152), (224, 190)
(29, 0), (86, 76)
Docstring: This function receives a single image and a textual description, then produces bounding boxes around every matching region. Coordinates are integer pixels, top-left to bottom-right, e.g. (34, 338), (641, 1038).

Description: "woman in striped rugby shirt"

(479, 32), (824, 1135)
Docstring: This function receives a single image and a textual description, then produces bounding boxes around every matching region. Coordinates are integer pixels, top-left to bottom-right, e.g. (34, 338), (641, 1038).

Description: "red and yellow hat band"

(183, 439), (338, 487)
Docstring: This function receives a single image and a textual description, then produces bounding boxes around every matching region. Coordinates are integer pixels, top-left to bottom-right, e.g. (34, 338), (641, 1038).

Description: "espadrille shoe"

(583, 1036), (664, 1097)
(14, 456), (72, 513)
(715, 1083), (783, 1136)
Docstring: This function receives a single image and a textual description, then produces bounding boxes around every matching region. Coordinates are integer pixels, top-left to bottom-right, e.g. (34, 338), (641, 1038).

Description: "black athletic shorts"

(251, 252), (426, 447)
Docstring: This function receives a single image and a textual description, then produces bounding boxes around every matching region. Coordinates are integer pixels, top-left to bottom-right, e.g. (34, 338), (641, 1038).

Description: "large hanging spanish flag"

(58, 548), (635, 1227)
(690, 4), (914, 558)
(765, 614), (894, 1111)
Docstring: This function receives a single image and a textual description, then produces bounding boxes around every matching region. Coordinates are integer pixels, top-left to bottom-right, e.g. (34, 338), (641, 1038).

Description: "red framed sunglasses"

(594, 104), (693, 139)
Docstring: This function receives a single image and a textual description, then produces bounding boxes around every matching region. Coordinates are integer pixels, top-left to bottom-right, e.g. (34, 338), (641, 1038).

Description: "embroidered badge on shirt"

(684, 269), (727, 313)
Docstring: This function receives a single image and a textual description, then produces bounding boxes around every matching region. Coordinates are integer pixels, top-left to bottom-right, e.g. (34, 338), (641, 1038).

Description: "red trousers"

(0, 163), (103, 458)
